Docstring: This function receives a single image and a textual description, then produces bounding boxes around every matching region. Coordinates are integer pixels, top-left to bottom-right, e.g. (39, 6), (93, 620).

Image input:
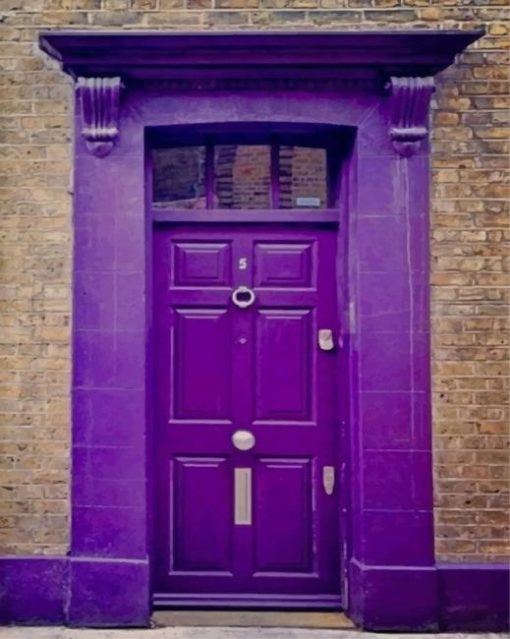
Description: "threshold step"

(153, 610), (355, 629)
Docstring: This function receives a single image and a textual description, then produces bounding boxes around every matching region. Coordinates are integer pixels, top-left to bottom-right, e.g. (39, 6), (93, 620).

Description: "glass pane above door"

(152, 146), (206, 208)
(279, 146), (327, 209)
(151, 140), (334, 211)
(214, 145), (271, 209)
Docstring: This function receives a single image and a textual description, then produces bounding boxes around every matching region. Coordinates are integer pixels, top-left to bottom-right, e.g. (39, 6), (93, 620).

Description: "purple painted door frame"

(69, 80), (432, 626)
(14, 29), (505, 631)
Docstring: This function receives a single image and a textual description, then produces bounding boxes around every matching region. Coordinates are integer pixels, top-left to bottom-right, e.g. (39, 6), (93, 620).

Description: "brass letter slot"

(234, 468), (252, 525)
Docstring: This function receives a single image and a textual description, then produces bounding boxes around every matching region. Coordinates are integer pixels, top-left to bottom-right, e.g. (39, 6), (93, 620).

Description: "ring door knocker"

(231, 285), (256, 309)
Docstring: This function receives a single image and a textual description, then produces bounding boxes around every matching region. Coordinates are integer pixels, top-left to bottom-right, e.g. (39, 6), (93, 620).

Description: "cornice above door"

(39, 30), (483, 158)
(39, 30), (482, 82)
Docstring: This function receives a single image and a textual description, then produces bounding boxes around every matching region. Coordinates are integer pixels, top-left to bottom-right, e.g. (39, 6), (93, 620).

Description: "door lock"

(318, 329), (334, 351)
(323, 466), (335, 495)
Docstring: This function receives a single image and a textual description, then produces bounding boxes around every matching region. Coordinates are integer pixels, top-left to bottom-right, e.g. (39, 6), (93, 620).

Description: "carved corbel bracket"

(77, 77), (122, 158)
(388, 76), (435, 158)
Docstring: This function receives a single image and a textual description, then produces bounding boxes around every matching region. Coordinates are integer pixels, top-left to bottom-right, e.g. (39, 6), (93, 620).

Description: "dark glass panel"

(152, 146), (206, 208)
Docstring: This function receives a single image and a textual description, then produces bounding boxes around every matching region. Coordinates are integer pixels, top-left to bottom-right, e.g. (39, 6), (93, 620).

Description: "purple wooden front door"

(153, 222), (340, 607)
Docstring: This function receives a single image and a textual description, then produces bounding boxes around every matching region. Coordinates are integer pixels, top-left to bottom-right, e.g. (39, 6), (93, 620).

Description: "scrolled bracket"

(387, 76), (435, 158)
(76, 77), (122, 158)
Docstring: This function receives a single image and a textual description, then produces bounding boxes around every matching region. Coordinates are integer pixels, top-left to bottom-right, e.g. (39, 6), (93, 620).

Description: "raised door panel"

(254, 309), (314, 424)
(172, 308), (232, 422)
(254, 242), (315, 289)
(254, 458), (315, 574)
(172, 241), (232, 288)
(171, 457), (233, 573)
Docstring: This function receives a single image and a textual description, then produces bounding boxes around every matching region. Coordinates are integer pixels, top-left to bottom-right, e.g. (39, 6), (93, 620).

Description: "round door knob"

(232, 430), (255, 451)
(231, 286), (256, 309)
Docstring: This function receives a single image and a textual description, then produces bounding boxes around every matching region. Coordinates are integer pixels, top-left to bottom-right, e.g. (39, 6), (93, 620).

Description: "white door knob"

(232, 430), (255, 451)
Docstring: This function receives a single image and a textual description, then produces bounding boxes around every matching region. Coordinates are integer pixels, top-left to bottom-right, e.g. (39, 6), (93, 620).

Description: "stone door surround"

(4, 30), (507, 633)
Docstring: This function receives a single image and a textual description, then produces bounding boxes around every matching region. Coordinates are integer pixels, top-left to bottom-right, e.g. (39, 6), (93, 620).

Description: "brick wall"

(0, 1), (508, 560)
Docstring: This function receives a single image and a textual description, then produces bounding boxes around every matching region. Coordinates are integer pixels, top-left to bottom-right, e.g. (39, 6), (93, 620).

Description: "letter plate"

(234, 468), (252, 525)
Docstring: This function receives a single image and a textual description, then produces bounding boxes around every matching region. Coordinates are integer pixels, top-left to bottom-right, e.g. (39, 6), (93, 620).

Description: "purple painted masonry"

(438, 563), (510, 632)
(3, 30), (506, 631)
(0, 557), (67, 625)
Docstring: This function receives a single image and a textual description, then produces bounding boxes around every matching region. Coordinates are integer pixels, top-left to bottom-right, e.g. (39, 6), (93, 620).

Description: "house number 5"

(239, 258), (248, 270)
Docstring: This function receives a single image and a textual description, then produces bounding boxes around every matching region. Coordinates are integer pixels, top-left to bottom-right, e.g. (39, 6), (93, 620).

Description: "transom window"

(149, 124), (351, 213)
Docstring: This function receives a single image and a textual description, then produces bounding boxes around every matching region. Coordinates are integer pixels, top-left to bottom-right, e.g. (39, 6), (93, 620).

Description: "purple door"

(153, 222), (340, 607)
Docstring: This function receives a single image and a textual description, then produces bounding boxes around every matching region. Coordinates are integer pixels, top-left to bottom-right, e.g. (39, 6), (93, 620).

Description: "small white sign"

(296, 197), (321, 208)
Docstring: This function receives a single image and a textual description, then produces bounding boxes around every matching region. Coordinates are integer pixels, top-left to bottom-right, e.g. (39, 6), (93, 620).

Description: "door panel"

(172, 456), (233, 573)
(254, 242), (315, 289)
(172, 308), (232, 421)
(254, 458), (314, 574)
(172, 241), (232, 288)
(255, 309), (314, 423)
(154, 224), (340, 604)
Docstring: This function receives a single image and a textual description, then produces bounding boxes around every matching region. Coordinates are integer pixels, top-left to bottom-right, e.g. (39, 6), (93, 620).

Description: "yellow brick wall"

(0, 1), (508, 560)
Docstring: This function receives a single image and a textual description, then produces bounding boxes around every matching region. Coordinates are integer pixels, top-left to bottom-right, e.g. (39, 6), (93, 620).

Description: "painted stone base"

(348, 559), (438, 631)
(68, 558), (150, 627)
(0, 557), (67, 625)
(347, 559), (509, 632)
(0, 556), (150, 628)
(1, 556), (508, 631)
(438, 563), (510, 632)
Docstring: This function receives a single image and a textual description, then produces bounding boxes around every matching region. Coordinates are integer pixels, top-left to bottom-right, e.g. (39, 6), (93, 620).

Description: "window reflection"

(215, 145), (271, 209)
(279, 146), (327, 209)
(151, 142), (331, 210)
(152, 146), (206, 208)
